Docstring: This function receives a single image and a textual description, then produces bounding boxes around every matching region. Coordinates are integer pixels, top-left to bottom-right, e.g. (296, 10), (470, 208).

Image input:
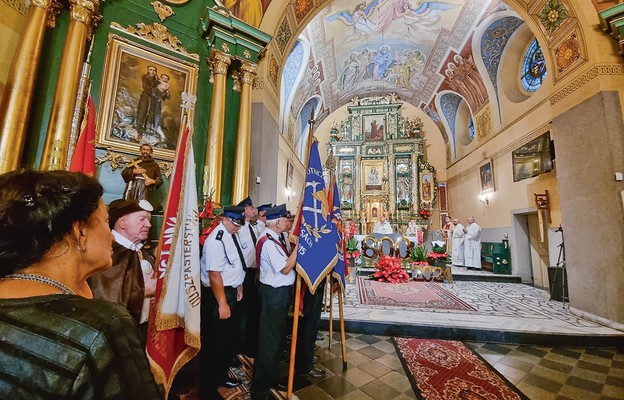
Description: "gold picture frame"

(361, 159), (385, 193)
(97, 35), (198, 161)
(418, 160), (436, 208)
(478, 158), (495, 194)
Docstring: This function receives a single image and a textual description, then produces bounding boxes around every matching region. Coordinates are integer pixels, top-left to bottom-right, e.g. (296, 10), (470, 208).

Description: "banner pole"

(287, 274), (302, 399)
(287, 109), (317, 399)
(328, 276), (334, 350)
(338, 282), (348, 370)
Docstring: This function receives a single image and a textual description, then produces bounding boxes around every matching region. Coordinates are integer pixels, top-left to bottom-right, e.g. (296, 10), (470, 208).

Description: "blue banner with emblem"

(296, 140), (340, 294)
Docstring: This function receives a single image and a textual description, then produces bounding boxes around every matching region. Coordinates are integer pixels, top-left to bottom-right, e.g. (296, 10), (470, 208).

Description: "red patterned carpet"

(358, 276), (475, 311)
(393, 338), (529, 400)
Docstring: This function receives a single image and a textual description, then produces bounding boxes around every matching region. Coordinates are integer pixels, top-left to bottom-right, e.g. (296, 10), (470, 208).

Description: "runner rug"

(358, 276), (475, 311)
(393, 338), (529, 400)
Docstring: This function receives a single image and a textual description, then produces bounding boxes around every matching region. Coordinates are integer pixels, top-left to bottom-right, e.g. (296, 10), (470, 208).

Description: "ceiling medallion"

(537, 0), (569, 35)
(151, 1), (175, 22)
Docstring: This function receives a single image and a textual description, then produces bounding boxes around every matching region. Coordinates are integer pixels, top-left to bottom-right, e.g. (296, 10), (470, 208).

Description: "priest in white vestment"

(464, 216), (482, 270)
(372, 213), (393, 234)
(451, 218), (465, 267)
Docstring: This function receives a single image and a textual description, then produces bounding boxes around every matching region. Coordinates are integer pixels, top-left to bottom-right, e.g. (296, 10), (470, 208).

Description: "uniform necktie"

(232, 233), (247, 270)
(249, 224), (257, 245)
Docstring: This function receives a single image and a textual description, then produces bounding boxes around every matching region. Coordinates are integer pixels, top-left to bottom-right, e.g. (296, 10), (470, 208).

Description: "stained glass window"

(521, 38), (547, 92)
(468, 116), (475, 140)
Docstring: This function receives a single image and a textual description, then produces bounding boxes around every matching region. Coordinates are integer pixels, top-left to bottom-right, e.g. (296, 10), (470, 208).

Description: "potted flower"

(410, 244), (429, 268)
(345, 236), (361, 261)
(427, 243), (450, 268)
(371, 254), (410, 283)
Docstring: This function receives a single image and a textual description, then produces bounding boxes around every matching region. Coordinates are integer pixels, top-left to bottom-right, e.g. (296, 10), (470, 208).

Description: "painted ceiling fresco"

(290, 0), (514, 114)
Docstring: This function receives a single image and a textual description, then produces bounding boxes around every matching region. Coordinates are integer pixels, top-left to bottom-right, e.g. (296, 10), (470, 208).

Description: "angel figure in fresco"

(401, 1), (458, 39)
(376, 0), (456, 34)
(326, 0), (380, 42)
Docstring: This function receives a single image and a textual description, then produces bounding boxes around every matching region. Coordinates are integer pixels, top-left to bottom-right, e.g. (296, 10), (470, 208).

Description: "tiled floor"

(291, 332), (624, 400)
(174, 275), (624, 399)
(290, 274), (624, 399)
(332, 270), (623, 341)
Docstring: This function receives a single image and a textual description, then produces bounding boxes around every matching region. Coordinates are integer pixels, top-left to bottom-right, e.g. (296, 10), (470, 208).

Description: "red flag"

(146, 125), (201, 397)
(69, 96), (96, 176)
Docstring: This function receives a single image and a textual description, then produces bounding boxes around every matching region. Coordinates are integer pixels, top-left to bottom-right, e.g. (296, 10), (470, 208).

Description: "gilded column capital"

(239, 61), (257, 86)
(69, 0), (102, 38)
(208, 50), (231, 76)
(31, 0), (63, 28)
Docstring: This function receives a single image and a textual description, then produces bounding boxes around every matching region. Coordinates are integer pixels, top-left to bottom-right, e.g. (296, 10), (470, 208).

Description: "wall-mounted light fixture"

(479, 193), (490, 205)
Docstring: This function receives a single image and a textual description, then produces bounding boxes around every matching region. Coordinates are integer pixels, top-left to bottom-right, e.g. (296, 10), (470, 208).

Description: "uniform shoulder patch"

(216, 230), (224, 241)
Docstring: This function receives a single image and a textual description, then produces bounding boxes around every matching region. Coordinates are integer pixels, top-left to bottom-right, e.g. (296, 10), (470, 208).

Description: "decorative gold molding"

(550, 64), (624, 105)
(208, 49), (231, 76)
(239, 61), (257, 86)
(2, 0), (28, 15)
(151, 1), (174, 22)
(69, 0), (101, 39)
(30, 0), (63, 28)
(95, 148), (173, 179)
(110, 22), (199, 61)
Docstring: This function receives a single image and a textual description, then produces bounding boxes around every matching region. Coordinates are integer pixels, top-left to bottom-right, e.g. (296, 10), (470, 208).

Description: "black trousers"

(234, 268), (260, 357)
(295, 280), (326, 374)
(251, 283), (292, 400)
(199, 285), (238, 399)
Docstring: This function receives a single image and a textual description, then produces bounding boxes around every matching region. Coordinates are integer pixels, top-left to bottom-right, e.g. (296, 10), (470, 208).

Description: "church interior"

(1, 0), (623, 398)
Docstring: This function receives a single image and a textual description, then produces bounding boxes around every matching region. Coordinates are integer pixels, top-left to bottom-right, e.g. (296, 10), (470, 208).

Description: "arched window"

(520, 38), (547, 92)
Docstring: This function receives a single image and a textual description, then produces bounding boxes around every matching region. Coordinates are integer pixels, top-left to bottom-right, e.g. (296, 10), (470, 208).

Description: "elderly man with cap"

(89, 199), (156, 328)
(251, 205), (299, 400)
(255, 203), (272, 233)
(199, 205), (247, 400)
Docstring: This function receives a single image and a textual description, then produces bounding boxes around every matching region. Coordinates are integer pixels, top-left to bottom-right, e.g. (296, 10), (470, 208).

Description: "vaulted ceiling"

(279, 0), (522, 128)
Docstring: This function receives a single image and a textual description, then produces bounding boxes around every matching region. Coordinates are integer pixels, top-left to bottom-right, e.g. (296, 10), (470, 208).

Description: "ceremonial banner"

(329, 180), (346, 290)
(146, 125), (201, 397)
(69, 96), (96, 176)
(296, 140), (340, 294)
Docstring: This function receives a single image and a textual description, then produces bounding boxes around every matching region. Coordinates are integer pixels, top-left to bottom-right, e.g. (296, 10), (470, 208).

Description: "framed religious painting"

(286, 159), (294, 190)
(361, 159), (385, 193)
(395, 158), (411, 210)
(477, 158), (495, 194)
(362, 114), (385, 142)
(438, 182), (448, 211)
(97, 35), (198, 161)
(418, 160), (437, 209)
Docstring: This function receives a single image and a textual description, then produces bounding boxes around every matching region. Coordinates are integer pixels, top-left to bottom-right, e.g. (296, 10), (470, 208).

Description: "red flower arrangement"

(198, 199), (222, 246)
(419, 208), (432, 218)
(372, 254), (410, 283)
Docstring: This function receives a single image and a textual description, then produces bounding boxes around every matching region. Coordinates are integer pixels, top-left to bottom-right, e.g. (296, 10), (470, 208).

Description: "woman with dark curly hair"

(0, 170), (161, 399)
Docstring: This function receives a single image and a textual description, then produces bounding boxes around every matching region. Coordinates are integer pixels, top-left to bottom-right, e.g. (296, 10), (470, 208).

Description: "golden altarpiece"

(328, 95), (437, 234)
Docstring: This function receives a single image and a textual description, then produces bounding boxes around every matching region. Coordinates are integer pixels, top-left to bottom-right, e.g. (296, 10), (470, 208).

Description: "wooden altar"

(328, 95), (437, 234)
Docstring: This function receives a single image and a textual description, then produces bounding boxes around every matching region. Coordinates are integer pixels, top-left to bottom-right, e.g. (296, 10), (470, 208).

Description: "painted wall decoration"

(217, 0), (273, 28)
(324, 0), (460, 99)
(97, 35), (198, 161)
